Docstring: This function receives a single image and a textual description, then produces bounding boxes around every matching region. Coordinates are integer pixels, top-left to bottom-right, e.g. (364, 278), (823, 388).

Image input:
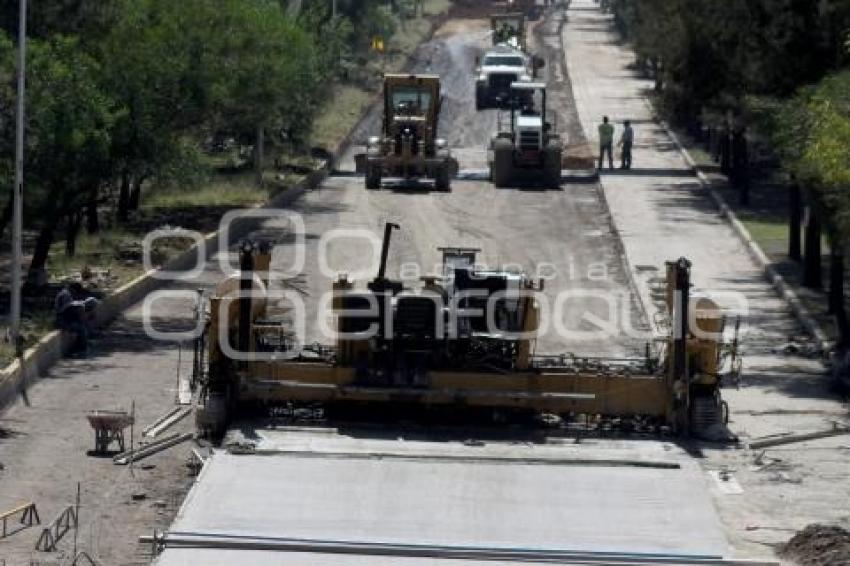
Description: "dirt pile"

(781, 524), (850, 566)
(563, 142), (596, 169)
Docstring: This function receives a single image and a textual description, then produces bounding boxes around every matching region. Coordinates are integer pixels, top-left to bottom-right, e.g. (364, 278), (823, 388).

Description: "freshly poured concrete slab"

(155, 433), (730, 565)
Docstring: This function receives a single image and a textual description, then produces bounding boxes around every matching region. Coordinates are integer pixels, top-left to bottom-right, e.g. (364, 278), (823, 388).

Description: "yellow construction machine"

(193, 224), (735, 439)
(489, 82), (562, 187)
(355, 74), (458, 191)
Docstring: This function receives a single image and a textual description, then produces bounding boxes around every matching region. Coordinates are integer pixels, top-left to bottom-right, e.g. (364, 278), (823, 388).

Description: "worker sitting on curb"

(54, 284), (99, 356)
(598, 116), (614, 170)
(619, 120), (634, 169)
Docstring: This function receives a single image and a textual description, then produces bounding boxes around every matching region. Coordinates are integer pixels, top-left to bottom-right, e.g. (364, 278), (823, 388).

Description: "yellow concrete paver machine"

(193, 224), (738, 440)
(355, 74), (458, 191)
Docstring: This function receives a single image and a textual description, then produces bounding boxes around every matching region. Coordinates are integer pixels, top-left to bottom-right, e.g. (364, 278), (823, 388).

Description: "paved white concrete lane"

(156, 436), (729, 565)
(562, 0), (849, 555)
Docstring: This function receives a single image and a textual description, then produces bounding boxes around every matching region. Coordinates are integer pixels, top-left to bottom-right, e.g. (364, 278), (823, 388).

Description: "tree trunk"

(830, 244), (850, 347)
(128, 176), (143, 210)
(27, 185), (74, 286)
(28, 219), (57, 287)
(803, 208), (823, 289)
(87, 194), (99, 234)
(788, 182), (802, 261)
(117, 171), (130, 222)
(651, 57), (662, 91)
(0, 195), (12, 241)
(66, 211), (82, 257)
(829, 242), (843, 312)
(254, 125), (265, 187)
(720, 127), (731, 175)
(732, 130), (750, 206)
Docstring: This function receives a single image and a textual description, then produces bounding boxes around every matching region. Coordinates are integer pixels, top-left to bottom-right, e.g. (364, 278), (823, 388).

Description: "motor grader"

(489, 82), (562, 187)
(193, 223), (737, 440)
(355, 74), (457, 191)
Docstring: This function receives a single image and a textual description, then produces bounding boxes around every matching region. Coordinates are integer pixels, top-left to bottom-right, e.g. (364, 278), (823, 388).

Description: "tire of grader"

(543, 146), (562, 189)
(365, 161), (381, 190)
(491, 139), (514, 188)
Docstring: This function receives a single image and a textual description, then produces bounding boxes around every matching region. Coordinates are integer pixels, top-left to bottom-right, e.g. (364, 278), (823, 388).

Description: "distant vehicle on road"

(355, 74), (458, 191)
(475, 13), (543, 110)
(488, 81), (562, 188)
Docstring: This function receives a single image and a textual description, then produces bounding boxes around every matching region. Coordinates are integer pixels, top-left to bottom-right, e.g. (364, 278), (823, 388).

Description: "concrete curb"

(660, 122), (831, 355)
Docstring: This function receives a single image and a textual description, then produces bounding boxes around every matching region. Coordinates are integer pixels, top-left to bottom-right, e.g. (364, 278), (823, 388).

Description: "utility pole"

(11, 0), (27, 358)
(332, 0), (336, 18)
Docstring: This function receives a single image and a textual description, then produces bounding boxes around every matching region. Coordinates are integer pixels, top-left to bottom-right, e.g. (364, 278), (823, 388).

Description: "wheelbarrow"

(86, 410), (134, 454)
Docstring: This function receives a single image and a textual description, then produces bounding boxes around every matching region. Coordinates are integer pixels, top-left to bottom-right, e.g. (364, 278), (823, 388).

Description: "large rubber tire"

(365, 162), (381, 190)
(491, 140), (514, 188)
(475, 86), (487, 111)
(434, 165), (451, 192)
(543, 147), (562, 188)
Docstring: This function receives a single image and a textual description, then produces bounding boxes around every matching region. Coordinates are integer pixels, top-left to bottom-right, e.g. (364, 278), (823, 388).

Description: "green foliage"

(23, 35), (116, 205)
(0, 0), (332, 276)
(611, 0), (850, 121)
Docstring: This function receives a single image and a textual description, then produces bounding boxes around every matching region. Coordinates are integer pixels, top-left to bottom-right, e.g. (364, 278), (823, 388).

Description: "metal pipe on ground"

(143, 407), (191, 439)
(139, 533), (779, 565)
(142, 407), (181, 437)
(749, 426), (850, 449)
(114, 432), (193, 465)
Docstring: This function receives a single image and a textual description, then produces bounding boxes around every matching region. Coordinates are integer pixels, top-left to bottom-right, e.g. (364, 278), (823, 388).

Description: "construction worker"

(54, 283), (99, 355)
(619, 120), (634, 169)
(598, 116), (614, 170)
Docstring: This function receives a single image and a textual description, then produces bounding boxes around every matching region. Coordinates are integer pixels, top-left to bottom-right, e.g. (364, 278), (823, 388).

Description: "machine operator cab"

(508, 81), (552, 144)
(489, 81), (562, 187)
(358, 74), (456, 191)
(383, 78), (442, 152)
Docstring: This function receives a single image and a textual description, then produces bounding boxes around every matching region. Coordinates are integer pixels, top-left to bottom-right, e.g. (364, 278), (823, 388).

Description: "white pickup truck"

(474, 47), (534, 109)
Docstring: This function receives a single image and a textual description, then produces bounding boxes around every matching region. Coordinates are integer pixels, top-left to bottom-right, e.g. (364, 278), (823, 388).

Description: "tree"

(210, 1), (321, 184)
(13, 36), (116, 281)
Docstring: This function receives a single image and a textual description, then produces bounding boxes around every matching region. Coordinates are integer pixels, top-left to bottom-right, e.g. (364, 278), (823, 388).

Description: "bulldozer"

(193, 223), (737, 440)
(355, 74), (458, 191)
(488, 82), (562, 188)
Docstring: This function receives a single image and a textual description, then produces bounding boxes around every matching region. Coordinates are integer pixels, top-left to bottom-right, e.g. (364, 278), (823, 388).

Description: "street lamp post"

(11, 0), (27, 357)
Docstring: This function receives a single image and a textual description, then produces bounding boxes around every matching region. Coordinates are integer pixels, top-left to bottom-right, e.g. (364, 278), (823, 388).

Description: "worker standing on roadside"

(598, 116), (614, 170)
(619, 120), (634, 169)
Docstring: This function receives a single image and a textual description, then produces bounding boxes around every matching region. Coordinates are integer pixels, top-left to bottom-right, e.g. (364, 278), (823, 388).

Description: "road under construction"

(4, 2), (843, 565)
(141, 5), (776, 565)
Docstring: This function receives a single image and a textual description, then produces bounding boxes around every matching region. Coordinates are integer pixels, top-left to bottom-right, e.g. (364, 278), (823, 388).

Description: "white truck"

(474, 13), (542, 110)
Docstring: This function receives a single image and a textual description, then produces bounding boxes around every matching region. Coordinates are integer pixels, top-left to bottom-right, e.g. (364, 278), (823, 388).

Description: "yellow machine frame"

(198, 241), (730, 437)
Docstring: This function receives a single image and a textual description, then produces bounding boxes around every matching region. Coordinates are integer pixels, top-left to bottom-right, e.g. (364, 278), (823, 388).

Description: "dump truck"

(355, 74), (457, 191)
(488, 82), (562, 187)
(475, 13), (543, 109)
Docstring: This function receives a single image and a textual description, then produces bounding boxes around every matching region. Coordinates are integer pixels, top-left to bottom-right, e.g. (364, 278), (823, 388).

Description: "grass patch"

(142, 173), (269, 209)
(0, 311), (56, 366)
(48, 228), (145, 287)
(310, 85), (376, 151)
(741, 218), (788, 257)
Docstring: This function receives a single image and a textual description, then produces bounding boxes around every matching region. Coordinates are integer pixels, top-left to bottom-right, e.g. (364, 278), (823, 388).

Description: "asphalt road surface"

(253, 14), (646, 357)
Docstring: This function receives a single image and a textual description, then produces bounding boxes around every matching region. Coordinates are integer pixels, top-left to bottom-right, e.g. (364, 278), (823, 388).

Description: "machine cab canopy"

(509, 81), (547, 116)
(491, 13), (526, 50)
(382, 74), (442, 135)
